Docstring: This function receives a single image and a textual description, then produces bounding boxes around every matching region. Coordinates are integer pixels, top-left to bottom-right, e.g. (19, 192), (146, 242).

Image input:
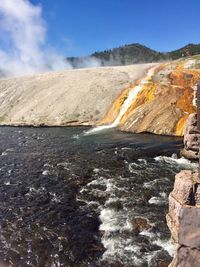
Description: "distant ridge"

(67, 43), (200, 68)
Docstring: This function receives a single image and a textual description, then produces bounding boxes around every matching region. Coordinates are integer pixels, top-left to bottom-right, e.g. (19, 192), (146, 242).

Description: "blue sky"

(32, 0), (200, 56)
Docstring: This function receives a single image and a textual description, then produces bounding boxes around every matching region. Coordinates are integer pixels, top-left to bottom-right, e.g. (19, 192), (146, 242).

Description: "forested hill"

(67, 43), (200, 68)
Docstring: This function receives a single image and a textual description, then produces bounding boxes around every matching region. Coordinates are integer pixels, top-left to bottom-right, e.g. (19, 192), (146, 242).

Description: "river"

(0, 127), (197, 267)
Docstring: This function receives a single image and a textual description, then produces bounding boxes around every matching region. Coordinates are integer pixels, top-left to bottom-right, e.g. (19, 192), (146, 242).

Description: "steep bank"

(100, 56), (200, 136)
(0, 64), (154, 126)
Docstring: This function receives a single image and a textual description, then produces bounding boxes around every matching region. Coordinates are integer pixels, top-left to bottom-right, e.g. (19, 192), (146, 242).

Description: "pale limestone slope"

(0, 64), (155, 126)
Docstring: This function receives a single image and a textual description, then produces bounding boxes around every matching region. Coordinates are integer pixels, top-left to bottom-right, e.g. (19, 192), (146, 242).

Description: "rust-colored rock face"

(100, 57), (200, 136)
(98, 84), (134, 126)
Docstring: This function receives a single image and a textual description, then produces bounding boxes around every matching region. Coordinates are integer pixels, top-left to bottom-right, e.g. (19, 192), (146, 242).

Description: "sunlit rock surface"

(101, 56), (200, 136)
(181, 113), (200, 159)
(0, 56), (200, 136)
(0, 64), (154, 126)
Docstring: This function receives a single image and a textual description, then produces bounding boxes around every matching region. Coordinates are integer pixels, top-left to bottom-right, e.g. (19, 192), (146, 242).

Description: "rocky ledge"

(167, 112), (200, 266)
(181, 113), (200, 159)
(167, 170), (200, 267)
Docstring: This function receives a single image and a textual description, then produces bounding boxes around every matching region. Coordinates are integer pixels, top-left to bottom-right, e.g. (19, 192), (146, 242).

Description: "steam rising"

(0, 0), (100, 77)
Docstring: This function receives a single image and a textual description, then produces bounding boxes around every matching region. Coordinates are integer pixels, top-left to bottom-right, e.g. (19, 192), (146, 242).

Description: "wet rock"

(131, 217), (151, 233)
(105, 199), (123, 211)
(100, 260), (123, 267)
(149, 250), (172, 267)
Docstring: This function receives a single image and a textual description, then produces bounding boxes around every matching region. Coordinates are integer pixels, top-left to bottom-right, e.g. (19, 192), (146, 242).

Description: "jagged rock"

(181, 112), (200, 159)
(171, 170), (196, 205)
(179, 207), (200, 248)
(167, 170), (200, 266)
(148, 250), (172, 267)
(167, 194), (183, 242)
(184, 133), (200, 151)
(180, 148), (199, 159)
(131, 217), (151, 233)
(184, 113), (197, 134)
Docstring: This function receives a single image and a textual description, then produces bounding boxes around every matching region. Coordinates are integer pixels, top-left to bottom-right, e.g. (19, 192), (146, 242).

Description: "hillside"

(91, 43), (163, 66)
(0, 55), (200, 136)
(168, 43), (200, 59)
(67, 43), (200, 68)
(0, 64), (153, 126)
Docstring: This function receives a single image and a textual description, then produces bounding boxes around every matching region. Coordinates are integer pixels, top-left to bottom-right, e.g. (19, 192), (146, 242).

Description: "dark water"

(0, 127), (197, 267)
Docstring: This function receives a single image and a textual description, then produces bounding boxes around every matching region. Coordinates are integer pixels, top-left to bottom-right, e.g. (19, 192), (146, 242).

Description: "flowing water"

(85, 66), (156, 136)
(0, 126), (197, 267)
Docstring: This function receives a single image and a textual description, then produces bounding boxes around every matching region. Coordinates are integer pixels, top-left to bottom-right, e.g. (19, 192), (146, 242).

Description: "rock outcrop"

(167, 170), (200, 267)
(167, 110), (200, 266)
(101, 57), (200, 136)
(181, 113), (200, 159)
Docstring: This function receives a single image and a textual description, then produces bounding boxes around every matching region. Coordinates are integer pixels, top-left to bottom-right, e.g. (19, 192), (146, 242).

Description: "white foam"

(153, 238), (175, 257)
(93, 168), (100, 173)
(72, 134), (80, 139)
(139, 229), (155, 238)
(42, 170), (50, 176)
(84, 124), (115, 135)
(148, 192), (167, 205)
(143, 177), (169, 188)
(57, 162), (71, 170)
(44, 163), (54, 168)
(100, 209), (120, 232)
(138, 158), (147, 164)
(148, 196), (165, 205)
(155, 155), (198, 169)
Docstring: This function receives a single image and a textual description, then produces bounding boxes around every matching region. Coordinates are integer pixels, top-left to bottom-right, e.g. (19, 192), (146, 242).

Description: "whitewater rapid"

(77, 153), (197, 266)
